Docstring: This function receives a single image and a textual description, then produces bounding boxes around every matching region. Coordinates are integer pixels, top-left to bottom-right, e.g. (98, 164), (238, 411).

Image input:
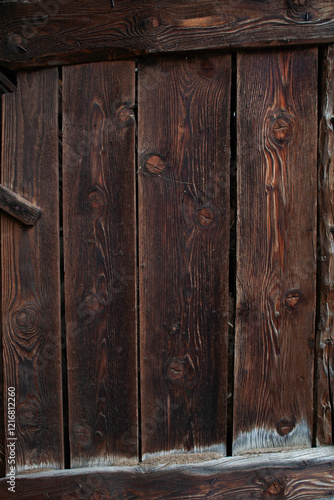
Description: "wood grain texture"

(0, 447), (333, 499)
(1, 69), (63, 472)
(138, 54), (230, 458)
(1, 0), (334, 70)
(317, 44), (334, 446)
(0, 184), (42, 226)
(233, 49), (318, 454)
(63, 61), (137, 468)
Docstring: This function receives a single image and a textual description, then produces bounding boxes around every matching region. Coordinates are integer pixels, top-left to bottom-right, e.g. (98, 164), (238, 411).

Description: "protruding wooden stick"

(0, 184), (42, 225)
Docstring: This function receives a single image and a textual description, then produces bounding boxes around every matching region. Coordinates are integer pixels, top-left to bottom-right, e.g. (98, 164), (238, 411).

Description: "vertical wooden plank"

(0, 93), (4, 479)
(233, 49), (318, 454)
(1, 69), (63, 472)
(317, 44), (334, 446)
(139, 54), (231, 458)
(63, 61), (137, 467)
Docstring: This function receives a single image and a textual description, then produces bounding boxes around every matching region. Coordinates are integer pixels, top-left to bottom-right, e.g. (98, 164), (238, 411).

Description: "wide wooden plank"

(1, 69), (63, 472)
(317, 44), (334, 446)
(233, 49), (318, 454)
(62, 61), (137, 467)
(138, 54), (230, 458)
(1, 0), (334, 70)
(0, 447), (334, 499)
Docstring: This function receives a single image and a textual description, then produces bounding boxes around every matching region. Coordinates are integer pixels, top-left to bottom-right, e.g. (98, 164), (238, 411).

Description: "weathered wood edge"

(0, 447), (333, 499)
(1, 0), (334, 70)
(317, 44), (334, 446)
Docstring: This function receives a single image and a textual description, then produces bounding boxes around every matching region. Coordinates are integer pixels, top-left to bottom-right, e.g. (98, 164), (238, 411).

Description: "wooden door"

(0, 34), (334, 500)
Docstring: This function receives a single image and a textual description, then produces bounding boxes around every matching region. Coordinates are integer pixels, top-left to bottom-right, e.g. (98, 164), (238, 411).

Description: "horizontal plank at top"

(1, 0), (334, 69)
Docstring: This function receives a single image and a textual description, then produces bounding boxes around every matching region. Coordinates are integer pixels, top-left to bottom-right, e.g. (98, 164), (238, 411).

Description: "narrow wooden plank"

(63, 61), (137, 468)
(317, 44), (334, 446)
(0, 184), (42, 226)
(0, 93), (4, 479)
(139, 54), (230, 458)
(1, 447), (334, 499)
(1, 0), (334, 70)
(233, 49), (318, 455)
(1, 69), (63, 472)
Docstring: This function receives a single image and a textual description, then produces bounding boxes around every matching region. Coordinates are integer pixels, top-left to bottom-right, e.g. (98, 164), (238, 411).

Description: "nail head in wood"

(0, 184), (42, 225)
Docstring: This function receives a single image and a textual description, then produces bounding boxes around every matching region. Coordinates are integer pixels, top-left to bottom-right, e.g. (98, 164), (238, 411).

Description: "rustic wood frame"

(1, 1), (334, 498)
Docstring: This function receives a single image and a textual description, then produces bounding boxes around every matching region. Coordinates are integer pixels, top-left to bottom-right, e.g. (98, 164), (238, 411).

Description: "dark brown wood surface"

(233, 49), (318, 454)
(0, 184), (42, 226)
(0, 93), (4, 479)
(1, 0), (334, 70)
(0, 447), (333, 499)
(1, 69), (63, 472)
(138, 54), (230, 457)
(62, 61), (137, 467)
(317, 44), (334, 446)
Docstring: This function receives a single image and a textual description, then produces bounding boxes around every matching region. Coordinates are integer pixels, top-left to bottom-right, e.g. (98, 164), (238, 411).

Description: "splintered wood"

(233, 49), (318, 454)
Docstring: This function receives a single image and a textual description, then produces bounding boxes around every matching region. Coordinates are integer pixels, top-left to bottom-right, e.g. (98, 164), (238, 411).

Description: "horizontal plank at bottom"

(1, 447), (333, 499)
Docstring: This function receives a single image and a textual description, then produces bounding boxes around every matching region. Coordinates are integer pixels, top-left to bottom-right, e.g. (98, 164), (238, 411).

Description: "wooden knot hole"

(276, 417), (295, 436)
(87, 187), (106, 216)
(198, 207), (214, 226)
(198, 58), (215, 79)
(145, 155), (166, 174)
(116, 103), (134, 128)
(265, 481), (285, 497)
(284, 289), (302, 310)
(167, 359), (185, 380)
(270, 116), (293, 145)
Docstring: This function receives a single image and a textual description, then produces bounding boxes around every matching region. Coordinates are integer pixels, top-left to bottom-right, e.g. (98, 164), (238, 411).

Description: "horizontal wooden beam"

(1, 447), (334, 498)
(1, 0), (334, 70)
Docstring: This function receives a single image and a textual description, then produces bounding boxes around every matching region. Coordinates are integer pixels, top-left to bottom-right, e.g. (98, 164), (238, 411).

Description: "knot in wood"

(270, 116), (293, 145)
(265, 481), (285, 496)
(87, 187), (106, 216)
(198, 207), (214, 226)
(198, 58), (215, 79)
(167, 359), (185, 380)
(8, 33), (23, 47)
(13, 303), (40, 339)
(145, 16), (161, 32)
(18, 398), (42, 434)
(116, 103), (134, 128)
(145, 155), (166, 174)
(89, 488), (110, 500)
(276, 416), (296, 436)
(284, 288), (302, 310)
(72, 423), (92, 449)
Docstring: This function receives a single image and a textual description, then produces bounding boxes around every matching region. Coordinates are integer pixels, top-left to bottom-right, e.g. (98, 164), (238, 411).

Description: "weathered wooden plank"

(1, 0), (334, 70)
(62, 61), (137, 467)
(0, 447), (334, 499)
(138, 54), (230, 458)
(317, 44), (334, 446)
(233, 49), (318, 454)
(0, 94), (4, 479)
(1, 69), (63, 472)
(0, 184), (42, 226)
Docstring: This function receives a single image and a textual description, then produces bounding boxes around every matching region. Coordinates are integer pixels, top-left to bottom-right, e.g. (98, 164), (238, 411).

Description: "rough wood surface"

(317, 44), (334, 446)
(0, 184), (42, 225)
(0, 94), (4, 479)
(233, 49), (318, 454)
(0, 447), (333, 499)
(1, 0), (334, 70)
(138, 54), (230, 458)
(63, 61), (137, 468)
(1, 69), (63, 472)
